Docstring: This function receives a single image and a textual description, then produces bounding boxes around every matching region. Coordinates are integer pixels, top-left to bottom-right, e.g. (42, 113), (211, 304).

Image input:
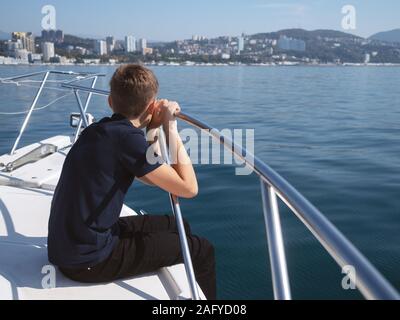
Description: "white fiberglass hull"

(0, 135), (205, 300)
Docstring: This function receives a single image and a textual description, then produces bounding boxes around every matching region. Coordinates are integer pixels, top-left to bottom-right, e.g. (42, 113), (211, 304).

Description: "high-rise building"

(138, 38), (147, 54)
(364, 53), (371, 64)
(125, 35), (136, 53)
(42, 42), (55, 62)
(221, 53), (230, 60)
(14, 49), (30, 61)
(192, 35), (206, 41)
(106, 36), (115, 53)
(7, 39), (23, 51)
(47, 30), (55, 42)
(28, 53), (42, 64)
(11, 32), (24, 42)
(55, 30), (64, 43)
(114, 40), (125, 51)
(75, 47), (87, 55)
(95, 40), (108, 56)
(238, 35), (245, 54)
(41, 30), (64, 44)
(11, 32), (35, 53)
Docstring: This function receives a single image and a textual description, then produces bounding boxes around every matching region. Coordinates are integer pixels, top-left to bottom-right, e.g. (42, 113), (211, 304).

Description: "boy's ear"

(147, 100), (157, 114)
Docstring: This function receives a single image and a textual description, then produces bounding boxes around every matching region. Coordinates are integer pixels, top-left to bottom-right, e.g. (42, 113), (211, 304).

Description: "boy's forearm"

(165, 125), (198, 195)
(164, 125), (188, 164)
(147, 128), (161, 156)
(148, 125), (193, 167)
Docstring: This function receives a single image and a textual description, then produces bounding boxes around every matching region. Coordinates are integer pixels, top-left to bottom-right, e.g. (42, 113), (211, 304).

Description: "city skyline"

(1, 0), (400, 41)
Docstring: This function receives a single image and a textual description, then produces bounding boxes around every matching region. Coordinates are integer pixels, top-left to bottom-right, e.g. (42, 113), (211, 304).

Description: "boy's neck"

(129, 118), (142, 128)
(113, 112), (142, 129)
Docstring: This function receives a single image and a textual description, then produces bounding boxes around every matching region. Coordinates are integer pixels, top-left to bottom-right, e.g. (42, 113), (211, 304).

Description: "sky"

(1, 0), (399, 41)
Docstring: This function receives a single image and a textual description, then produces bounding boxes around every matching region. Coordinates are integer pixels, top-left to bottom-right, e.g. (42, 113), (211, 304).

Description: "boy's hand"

(162, 101), (181, 132)
(147, 100), (181, 131)
(147, 99), (167, 130)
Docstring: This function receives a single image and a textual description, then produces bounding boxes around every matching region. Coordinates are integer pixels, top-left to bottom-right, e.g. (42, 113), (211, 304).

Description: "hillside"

(247, 29), (370, 63)
(370, 29), (400, 43)
(252, 29), (362, 41)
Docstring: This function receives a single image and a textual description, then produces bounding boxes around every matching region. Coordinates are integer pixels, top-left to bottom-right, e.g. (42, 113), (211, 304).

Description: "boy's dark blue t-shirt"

(48, 113), (161, 268)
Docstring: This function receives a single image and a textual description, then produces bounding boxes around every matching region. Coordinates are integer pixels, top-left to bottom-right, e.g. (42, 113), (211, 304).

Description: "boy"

(48, 64), (216, 300)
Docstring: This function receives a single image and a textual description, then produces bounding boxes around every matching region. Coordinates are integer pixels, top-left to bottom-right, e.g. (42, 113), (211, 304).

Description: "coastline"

(1, 61), (400, 67)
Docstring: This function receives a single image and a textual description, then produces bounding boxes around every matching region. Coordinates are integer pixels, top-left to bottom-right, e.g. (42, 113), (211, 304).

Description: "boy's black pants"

(59, 215), (217, 300)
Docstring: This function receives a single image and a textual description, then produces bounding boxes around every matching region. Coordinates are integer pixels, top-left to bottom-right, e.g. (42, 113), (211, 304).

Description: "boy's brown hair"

(109, 64), (159, 118)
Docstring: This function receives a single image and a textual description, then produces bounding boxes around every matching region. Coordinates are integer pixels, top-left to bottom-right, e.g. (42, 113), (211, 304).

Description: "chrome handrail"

(159, 129), (201, 300)
(3, 71), (106, 154)
(177, 113), (400, 300)
(260, 180), (291, 299)
(58, 82), (400, 300)
(10, 71), (50, 154)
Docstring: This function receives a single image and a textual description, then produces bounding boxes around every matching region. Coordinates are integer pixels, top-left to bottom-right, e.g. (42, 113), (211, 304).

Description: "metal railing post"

(260, 180), (292, 300)
(74, 76), (98, 142)
(159, 128), (201, 300)
(73, 89), (89, 128)
(10, 71), (50, 155)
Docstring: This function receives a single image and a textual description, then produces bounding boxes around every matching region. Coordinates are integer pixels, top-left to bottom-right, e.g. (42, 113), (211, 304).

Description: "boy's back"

(48, 113), (160, 268)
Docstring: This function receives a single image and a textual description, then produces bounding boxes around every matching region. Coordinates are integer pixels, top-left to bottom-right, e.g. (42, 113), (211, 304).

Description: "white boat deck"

(0, 136), (72, 191)
(0, 136), (205, 300)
